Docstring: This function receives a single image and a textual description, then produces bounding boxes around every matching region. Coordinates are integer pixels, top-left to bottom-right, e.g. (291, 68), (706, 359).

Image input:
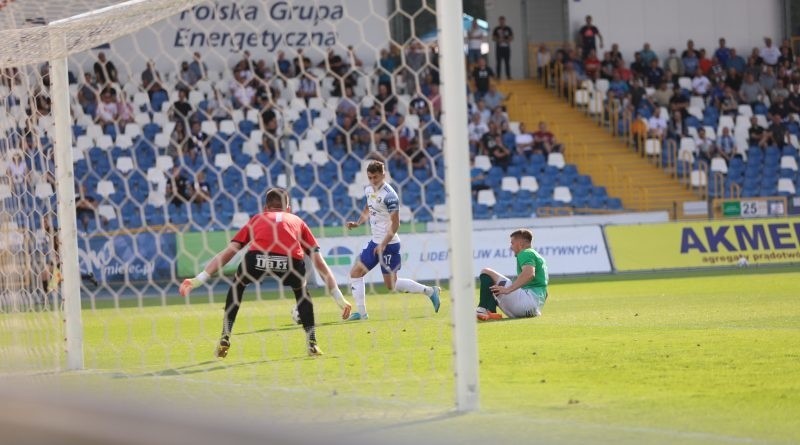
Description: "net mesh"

(0, 0), (455, 418)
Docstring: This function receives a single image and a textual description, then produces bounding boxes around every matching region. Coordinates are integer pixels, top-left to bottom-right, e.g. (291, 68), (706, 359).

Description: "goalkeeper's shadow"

(236, 314), (431, 336)
(117, 356), (311, 378)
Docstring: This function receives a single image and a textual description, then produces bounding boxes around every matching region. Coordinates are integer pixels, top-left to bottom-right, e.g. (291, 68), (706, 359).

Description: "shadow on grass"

(110, 355), (316, 378)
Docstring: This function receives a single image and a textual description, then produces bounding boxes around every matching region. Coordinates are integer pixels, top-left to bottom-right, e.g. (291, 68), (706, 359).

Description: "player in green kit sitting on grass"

(476, 228), (548, 321)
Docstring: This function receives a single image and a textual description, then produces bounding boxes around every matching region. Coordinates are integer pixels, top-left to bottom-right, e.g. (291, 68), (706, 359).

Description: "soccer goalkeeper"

(180, 187), (335, 358)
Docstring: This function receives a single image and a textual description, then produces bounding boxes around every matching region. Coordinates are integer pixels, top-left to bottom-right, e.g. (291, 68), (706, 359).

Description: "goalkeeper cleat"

(341, 303), (352, 320)
(308, 343), (323, 357)
(346, 312), (368, 321)
(476, 307), (503, 321)
(429, 286), (441, 313)
(215, 336), (230, 359)
(179, 279), (193, 298)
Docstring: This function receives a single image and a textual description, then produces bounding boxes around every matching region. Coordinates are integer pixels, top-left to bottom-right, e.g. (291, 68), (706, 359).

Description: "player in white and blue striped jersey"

(344, 161), (441, 320)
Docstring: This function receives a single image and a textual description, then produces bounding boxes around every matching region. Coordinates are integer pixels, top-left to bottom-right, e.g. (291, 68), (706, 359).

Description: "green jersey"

(517, 247), (548, 290)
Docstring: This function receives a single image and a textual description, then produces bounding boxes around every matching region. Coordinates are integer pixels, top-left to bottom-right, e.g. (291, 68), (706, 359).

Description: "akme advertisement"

(605, 217), (800, 271)
(78, 233), (176, 283)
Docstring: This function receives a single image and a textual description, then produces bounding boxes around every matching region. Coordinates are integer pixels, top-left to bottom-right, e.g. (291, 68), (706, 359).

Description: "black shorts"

(235, 251), (306, 289)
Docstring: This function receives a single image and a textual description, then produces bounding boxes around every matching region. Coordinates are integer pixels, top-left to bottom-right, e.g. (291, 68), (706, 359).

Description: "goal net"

(0, 0), (475, 426)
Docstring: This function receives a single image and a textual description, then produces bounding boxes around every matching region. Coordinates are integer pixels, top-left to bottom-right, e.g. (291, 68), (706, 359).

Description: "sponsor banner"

(315, 226), (611, 285)
(605, 218), (800, 271)
(78, 233), (176, 282)
(71, 1), (390, 73)
(176, 231), (245, 277)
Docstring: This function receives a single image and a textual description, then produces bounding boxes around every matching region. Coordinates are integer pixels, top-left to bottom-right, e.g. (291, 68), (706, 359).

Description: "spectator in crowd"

(168, 120), (188, 160)
(726, 48), (746, 73)
(639, 43), (657, 67)
(295, 71), (318, 104)
(115, 91), (135, 126)
(203, 89), (232, 122)
(715, 38), (731, 67)
(698, 49), (712, 75)
(482, 82), (506, 111)
(169, 88), (193, 124)
(719, 86), (740, 116)
(470, 156), (490, 197)
(768, 94), (790, 121)
(583, 49), (601, 81)
(651, 81), (673, 108)
(577, 15), (603, 60)
(760, 37), (780, 67)
(471, 57), (494, 101)
(141, 60), (166, 102)
(275, 50), (293, 77)
(177, 60), (200, 91)
(95, 87), (118, 126)
(93, 52), (117, 85)
(599, 51), (616, 81)
(188, 170), (212, 205)
(667, 110), (689, 142)
(404, 40), (427, 95)
(739, 73), (765, 106)
(609, 43), (623, 65)
(771, 78), (790, 103)
(377, 47), (398, 87)
(514, 122), (535, 159)
(647, 106), (668, 139)
(466, 19), (486, 67)
(613, 58), (633, 83)
(230, 68), (256, 109)
(532, 121), (563, 156)
(747, 116), (766, 148)
(467, 112), (488, 153)
(765, 113), (787, 147)
(167, 165), (189, 207)
(759, 66), (777, 93)
(682, 47), (699, 77)
(188, 52), (207, 82)
(725, 67), (743, 91)
(716, 126), (736, 162)
(6, 151), (28, 190)
(492, 16), (513, 80)
(187, 119), (209, 155)
(629, 52), (647, 78)
(694, 127), (715, 163)
(536, 44), (551, 79)
(77, 73), (98, 117)
(691, 68), (711, 97)
(645, 58), (665, 87)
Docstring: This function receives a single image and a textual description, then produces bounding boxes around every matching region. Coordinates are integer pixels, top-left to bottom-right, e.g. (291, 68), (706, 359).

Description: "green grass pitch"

(7, 267), (800, 444)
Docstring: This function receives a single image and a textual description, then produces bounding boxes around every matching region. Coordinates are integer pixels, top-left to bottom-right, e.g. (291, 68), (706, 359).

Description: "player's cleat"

(476, 307), (503, 321)
(179, 279), (193, 298)
(215, 336), (230, 359)
(346, 312), (368, 321)
(429, 286), (441, 313)
(341, 303), (352, 320)
(308, 343), (323, 356)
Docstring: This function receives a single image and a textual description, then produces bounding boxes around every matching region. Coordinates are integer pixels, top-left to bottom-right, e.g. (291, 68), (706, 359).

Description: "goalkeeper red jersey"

(231, 210), (318, 260)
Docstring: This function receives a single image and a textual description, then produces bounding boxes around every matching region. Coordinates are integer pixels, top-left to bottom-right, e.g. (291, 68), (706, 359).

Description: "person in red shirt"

(180, 187), (335, 358)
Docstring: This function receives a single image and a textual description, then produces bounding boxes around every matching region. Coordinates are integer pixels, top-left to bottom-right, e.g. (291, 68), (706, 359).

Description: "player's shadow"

(112, 356), (312, 379)
(236, 314), (431, 336)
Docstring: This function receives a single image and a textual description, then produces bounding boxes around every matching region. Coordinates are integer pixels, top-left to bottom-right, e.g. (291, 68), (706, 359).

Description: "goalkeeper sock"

(350, 276), (366, 315)
(478, 273), (498, 312)
(394, 277), (431, 296)
(305, 326), (317, 345)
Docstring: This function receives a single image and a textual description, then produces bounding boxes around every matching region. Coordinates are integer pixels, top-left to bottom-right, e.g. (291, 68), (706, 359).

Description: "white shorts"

(494, 274), (545, 318)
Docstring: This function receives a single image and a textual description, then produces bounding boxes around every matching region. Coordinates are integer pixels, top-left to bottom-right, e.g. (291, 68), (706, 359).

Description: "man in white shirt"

(691, 68), (711, 97)
(647, 107), (668, 139)
(760, 37), (781, 67)
(466, 19), (486, 66)
(344, 161), (441, 320)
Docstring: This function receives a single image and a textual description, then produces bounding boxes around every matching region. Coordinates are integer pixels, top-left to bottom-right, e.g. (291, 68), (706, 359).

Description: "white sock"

(330, 286), (346, 308)
(394, 277), (432, 296)
(350, 277), (366, 315)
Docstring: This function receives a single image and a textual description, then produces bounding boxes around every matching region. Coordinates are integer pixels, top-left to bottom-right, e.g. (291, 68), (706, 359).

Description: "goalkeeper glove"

(180, 271), (208, 297)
